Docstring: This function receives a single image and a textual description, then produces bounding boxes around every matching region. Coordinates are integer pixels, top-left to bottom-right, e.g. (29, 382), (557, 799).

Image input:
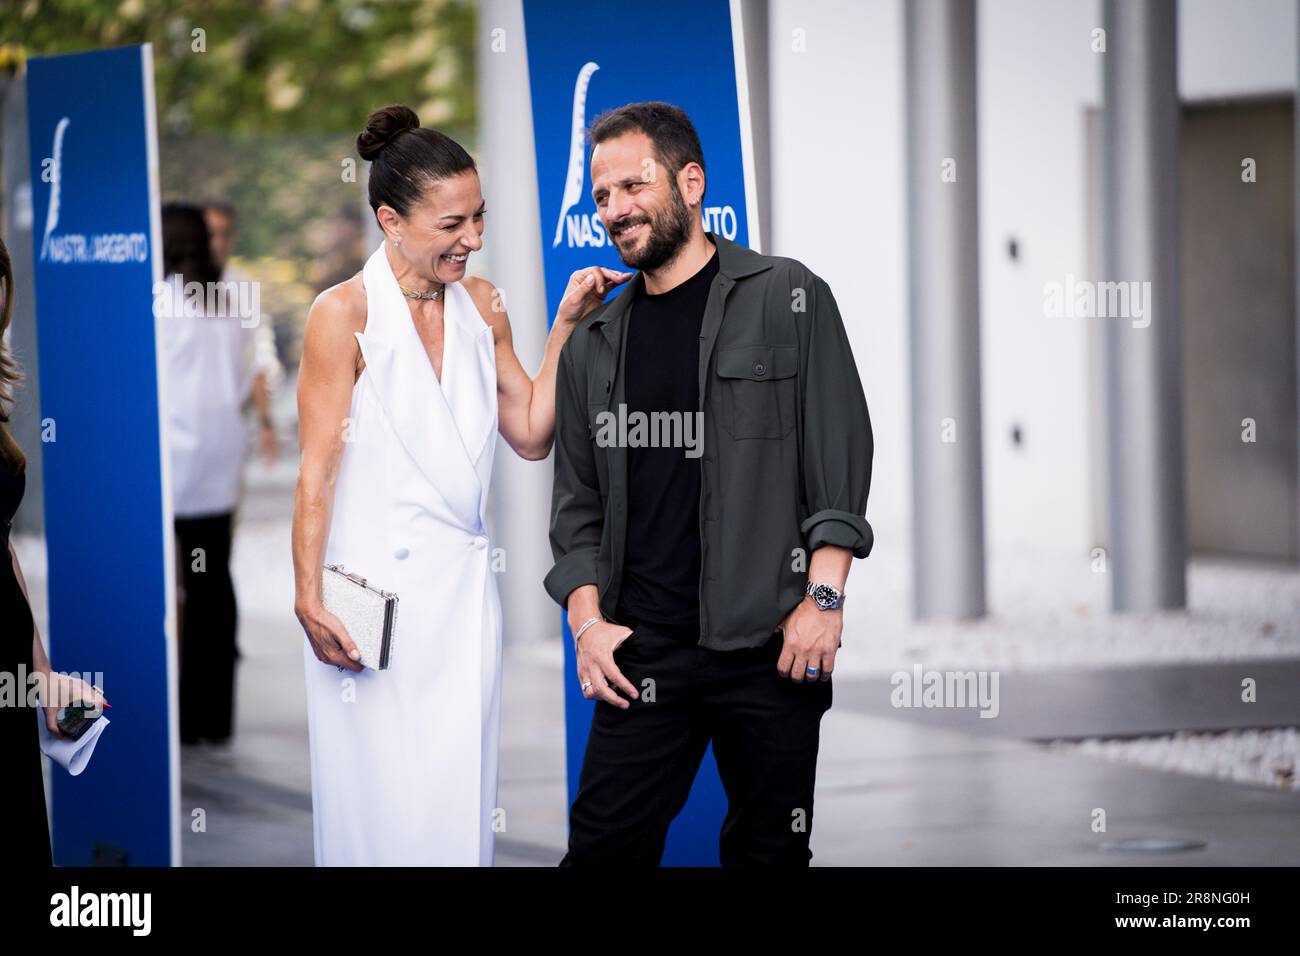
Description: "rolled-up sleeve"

(798, 275), (874, 559)
(543, 339), (605, 607)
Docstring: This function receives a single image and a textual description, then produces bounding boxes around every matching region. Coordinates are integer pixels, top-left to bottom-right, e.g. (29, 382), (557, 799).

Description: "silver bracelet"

(572, 615), (603, 646)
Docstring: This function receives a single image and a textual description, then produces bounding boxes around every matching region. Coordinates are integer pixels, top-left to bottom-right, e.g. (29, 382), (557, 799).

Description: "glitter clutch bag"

(321, 563), (399, 670)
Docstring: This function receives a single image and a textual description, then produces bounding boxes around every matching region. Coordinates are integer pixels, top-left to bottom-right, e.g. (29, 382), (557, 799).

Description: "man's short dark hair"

(588, 101), (706, 199)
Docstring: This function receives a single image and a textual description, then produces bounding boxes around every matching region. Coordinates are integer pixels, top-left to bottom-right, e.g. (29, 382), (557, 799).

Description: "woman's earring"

(393, 237), (401, 247)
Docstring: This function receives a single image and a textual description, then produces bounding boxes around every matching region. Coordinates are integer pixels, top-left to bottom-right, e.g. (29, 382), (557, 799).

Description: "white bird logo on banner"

(39, 116), (71, 263)
(552, 62), (599, 247)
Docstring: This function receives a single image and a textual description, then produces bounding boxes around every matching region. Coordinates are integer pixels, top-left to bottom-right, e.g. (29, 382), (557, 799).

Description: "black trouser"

(560, 619), (832, 866)
(174, 511), (238, 743)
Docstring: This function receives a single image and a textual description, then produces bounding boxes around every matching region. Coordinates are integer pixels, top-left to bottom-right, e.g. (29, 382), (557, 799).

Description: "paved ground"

(179, 626), (1300, 867)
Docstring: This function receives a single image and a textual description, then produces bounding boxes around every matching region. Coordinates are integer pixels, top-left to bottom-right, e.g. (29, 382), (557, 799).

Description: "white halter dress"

(302, 242), (502, 866)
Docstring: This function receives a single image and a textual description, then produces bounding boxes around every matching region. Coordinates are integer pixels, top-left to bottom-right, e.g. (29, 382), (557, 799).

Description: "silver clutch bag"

(321, 563), (399, 670)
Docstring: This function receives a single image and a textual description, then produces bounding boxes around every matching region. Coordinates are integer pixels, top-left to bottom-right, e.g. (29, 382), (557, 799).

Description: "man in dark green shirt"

(547, 102), (873, 866)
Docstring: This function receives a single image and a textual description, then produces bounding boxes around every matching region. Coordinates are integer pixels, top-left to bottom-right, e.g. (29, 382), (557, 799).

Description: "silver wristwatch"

(805, 580), (846, 610)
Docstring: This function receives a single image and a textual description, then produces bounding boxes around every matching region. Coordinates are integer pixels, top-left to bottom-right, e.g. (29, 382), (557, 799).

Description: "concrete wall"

(766, 0), (1296, 573)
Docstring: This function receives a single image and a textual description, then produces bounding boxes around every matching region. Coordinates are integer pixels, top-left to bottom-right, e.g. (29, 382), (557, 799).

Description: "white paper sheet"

(35, 709), (110, 776)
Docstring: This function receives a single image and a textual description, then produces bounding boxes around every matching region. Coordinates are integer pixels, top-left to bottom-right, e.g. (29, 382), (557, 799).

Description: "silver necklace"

(399, 283), (444, 300)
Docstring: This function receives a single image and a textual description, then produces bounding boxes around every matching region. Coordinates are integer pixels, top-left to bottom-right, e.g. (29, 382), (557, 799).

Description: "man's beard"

(609, 183), (694, 273)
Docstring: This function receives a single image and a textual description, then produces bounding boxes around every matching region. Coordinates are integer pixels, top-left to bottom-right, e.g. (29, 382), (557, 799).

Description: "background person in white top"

(159, 202), (264, 745)
(203, 201), (284, 466)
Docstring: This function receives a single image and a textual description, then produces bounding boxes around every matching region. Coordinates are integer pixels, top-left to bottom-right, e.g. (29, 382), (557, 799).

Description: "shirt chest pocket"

(714, 344), (798, 440)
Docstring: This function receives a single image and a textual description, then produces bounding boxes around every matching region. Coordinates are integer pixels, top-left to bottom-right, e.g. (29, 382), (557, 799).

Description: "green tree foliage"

(2, 0), (476, 138)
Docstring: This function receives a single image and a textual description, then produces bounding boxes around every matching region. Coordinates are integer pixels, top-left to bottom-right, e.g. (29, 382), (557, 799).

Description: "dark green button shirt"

(544, 234), (874, 651)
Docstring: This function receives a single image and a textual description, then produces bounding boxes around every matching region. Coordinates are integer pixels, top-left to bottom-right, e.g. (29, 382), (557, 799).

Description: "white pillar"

(1101, 0), (1186, 610)
(478, 0), (558, 645)
(904, 0), (987, 620)
(737, 0), (771, 251)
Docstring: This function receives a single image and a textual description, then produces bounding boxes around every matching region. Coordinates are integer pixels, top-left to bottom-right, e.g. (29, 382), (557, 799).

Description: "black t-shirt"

(615, 244), (720, 642)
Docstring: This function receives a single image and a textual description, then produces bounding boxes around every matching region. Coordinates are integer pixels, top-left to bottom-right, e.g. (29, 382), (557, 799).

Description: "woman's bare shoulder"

(309, 272), (367, 332)
(302, 273), (368, 379)
(461, 275), (505, 334)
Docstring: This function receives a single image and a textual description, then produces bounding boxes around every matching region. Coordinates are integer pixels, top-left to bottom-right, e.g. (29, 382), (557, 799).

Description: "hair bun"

(357, 105), (420, 162)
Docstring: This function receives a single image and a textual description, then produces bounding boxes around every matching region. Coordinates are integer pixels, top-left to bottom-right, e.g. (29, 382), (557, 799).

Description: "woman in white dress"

(291, 105), (628, 866)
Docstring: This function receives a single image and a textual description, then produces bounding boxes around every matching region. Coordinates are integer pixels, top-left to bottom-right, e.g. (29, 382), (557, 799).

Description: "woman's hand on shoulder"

(556, 266), (633, 326)
(461, 267), (633, 338)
